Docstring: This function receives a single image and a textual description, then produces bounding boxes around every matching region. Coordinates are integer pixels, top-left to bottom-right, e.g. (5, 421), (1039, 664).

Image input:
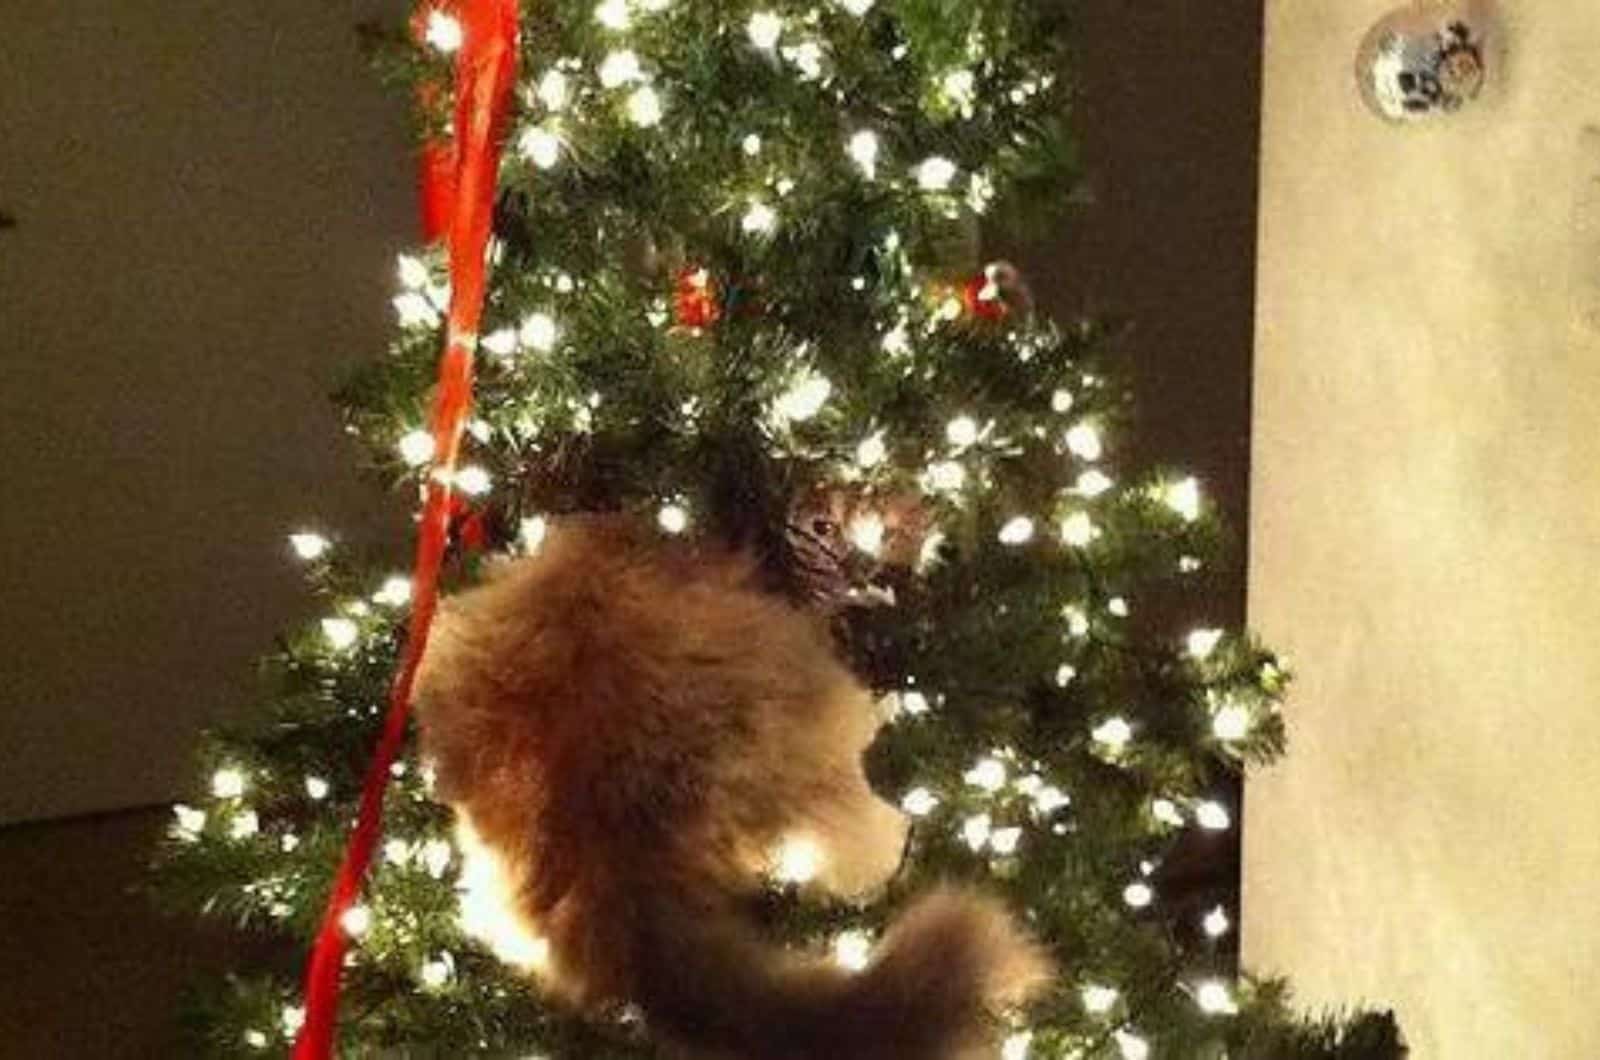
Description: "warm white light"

(594, 0), (631, 29)
(1196, 980), (1238, 1015)
(1055, 664), (1077, 687)
(281, 1006), (305, 1037)
(925, 460), (965, 493)
(848, 512), (885, 556)
(847, 130), (879, 178)
(212, 767), (247, 800)
(425, 11), (463, 52)
(230, 809), (259, 839)
(855, 432), (886, 468)
(1187, 627), (1224, 659)
(1196, 801), (1231, 831)
(1076, 470), (1113, 497)
(1082, 984), (1119, 1014)
(519, 126), (562, 169)
(772, 835), (823, 883)
(288, 532), (330, 562)
(520, 515), (549, 552)
(171, 804), (206, 840)
(1060, 512), (1095, 548)
(657, 503), (690, 535)
(519, 312), (559, 351)
(373, 576), (411, 608)
(1092, 717), (1132, 752)
(1123, 882), (1153, 908)
(1212, 703), (1252, 741)
(420, 953), (455, 989)
(917, 531), (945, 571)
(833, 930), (872, 971)
(481, 328), (518, 356)
(1108, 596), (1130, 618)
(916, 156), (958, 191)
(535, 69), (570, 111)
(393, 291), (439, 328)
(945, 414), (978, 448)
(1179, 555), (1203, 573)
(1064, 423), (1102, 461)
(455, 466), (492, 496)
(773, 372), (832, 422)
(1051, 388), (1074, 413)
(1115, 1030), (1151, 1060)
(1166, 476), (1202, 521)
(598, 49), (643, 88)
(998, 516), (1035, 546)
(304, 776), (330, 801)
(742, 133), (762, 155)
(900, 691), (930, 716)
(942, 69), (976, 112)
(1033, 785), (1070, 815)
(1001, 1031), (1032, 1060)
(747, 11), (783, 49)
(322, 617), (359, 651)
(964, 757), (1007, 792)
(244, 1029), (268, 1050)
(989, 826), (1022, 856)
(741, 201), (777, 234)
(385, 838), (412, 867)
(1152, 798), (1184, 827)
(627, 85), (663, 126)
(785, 40), (823, 80)
(1203, 905), (1231, 938)
(396, 254), (429, 290)
(398, 430), (435, 467)
(880, 321), (910, 356)
(835, 0), (873, 13)
(1063, 605), (1090, 637)
(961, 813), (992, 851)
(901, 787), (939, 816)
(341, 904), (372, 938)
(422, 838), (453, 879)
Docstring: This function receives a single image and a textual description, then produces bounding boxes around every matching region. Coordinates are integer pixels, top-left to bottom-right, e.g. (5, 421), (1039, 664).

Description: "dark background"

(0, 3), (1264, 1054)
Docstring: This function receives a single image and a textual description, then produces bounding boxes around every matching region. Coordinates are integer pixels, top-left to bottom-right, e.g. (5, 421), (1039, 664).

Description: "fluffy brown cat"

(416, 515), (1050, 1059)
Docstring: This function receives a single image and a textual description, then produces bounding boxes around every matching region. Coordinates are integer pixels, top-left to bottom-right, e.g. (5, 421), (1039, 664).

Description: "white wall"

(1244, 3), (1600, 1056)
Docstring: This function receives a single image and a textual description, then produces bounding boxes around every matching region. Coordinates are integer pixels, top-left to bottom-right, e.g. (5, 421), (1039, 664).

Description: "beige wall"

(1244, 3), (1600, 1056)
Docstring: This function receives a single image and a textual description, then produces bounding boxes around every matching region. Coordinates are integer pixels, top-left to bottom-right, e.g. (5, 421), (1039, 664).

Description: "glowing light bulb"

(1033, 785), (1070, 815)
(535, 69), (569, 111)
(900, 691), (930, 715)
(1152, 798), (1184, 827)
(244, 1029), (268, 1050)
(1060, 512), (1096, 548)
(1055, 664), (1077, 687)
(998, 516), (1035, 546)
(1107, 596), (1130, 618)
(657, 503), (690, 535)
(422, 838), (453, 879)
(916, 156), (958, 191)
(1187, 627), (1224, 659)
(1051, 387), (1074, 413)
(901, 787), (938, 816)
(846, 129), (879, 178)
(747, 11), (783, 49)
(480, 328), (518, 357)
(321, 617), (359, 651)
(396, 254), (429, 290)
(742, 133), (762, 155)
(420, 953), (455, 989)
(594, 0), (630, 29)
(773, 372), (832, 422)
(855, 432), (886, 468)
(280, 833), (300, 853)
(881, 321), (910, 355)
(1179, 555), (1203, 573)
(627, 85), (663, 126)
(772, 835), (823, 883)
(741, 200), (777, 234)
(285, 534), (330, 566)
(785, 40), (823, 80)
(1115, 1030), (1150, 1060)
(1166, 476), (1202, 521)
(281, 1006), (305, 1037)
(1064, 423), (1102, 461)
(1203, 905), (1231, 938)
(519, 312), (558, 351)
(1196, 801), (1231, 831)
(835, 0), (873, 13)
(942, 69), (976, 113)
(397, 430), (435, 467)
(1082, 984), (1119, 1014)
(961, 813), (992, 851)
(301, 776), (329, 802)
(455, 466), (492, 496)
(1076, 469), (1113, 497)
(211, 767), (246, 800)
(424, 11), (463, 52)
(964, 757), (1007, 792)
(1196, 980), (1238, 1015)
(1123, 882), (1154, 908)
(519, 126), (562, 169)
(833, 930), (872, 971)
(925, 460), (965, 493)
(946, 415), (979, 447)
(393, 291), (438, 328)
(598, 49), (642, 87)
(1212, 702), (1252, 741)
(1092, 717), (1132, 752)
(384, 838), (413, 867)
(373, 575), (411, 608)
(1063, 605), (1090, 637)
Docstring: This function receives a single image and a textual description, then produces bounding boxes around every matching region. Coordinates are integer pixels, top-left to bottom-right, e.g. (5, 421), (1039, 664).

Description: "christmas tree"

(154, 1), (1401, 1056)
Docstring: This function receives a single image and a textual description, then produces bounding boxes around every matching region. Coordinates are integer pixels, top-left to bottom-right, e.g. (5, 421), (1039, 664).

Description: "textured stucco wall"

(1244, 3), (1600, 1056)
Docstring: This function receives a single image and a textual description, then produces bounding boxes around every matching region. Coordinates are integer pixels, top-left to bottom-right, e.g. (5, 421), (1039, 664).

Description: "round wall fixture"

(1356, 1), (1498, 123)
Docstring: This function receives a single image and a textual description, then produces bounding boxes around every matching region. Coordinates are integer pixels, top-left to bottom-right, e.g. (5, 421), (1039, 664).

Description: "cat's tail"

(635, 887), (1052, 1060)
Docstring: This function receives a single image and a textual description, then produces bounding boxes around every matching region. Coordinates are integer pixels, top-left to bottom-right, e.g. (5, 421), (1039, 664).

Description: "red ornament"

(675, 265), (721, 329)
(962, 268), (1010, 322)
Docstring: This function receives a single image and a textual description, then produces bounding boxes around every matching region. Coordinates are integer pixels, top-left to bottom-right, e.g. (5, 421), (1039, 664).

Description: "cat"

(416, 514), (1049, 1059)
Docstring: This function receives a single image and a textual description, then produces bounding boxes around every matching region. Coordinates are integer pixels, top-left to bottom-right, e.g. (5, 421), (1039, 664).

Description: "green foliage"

(152, 1), (1398, 1056)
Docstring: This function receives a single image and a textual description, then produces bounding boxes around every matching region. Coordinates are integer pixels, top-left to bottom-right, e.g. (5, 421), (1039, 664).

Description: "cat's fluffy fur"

(416, 515), (1050, 1059)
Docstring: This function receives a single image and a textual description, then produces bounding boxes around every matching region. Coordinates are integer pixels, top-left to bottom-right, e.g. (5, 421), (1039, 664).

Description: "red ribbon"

(292, 4), (518, 1057)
